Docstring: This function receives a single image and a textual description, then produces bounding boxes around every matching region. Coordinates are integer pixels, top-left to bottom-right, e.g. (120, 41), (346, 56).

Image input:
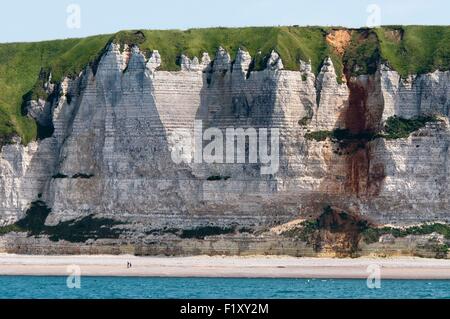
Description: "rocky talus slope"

(0, 29), (449, 257)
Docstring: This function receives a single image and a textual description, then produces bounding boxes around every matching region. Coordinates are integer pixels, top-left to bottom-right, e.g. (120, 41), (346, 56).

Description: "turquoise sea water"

(0, 276), (449, 299)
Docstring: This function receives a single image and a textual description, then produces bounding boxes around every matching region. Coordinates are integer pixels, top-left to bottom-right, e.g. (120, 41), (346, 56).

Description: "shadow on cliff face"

(44, 44), (192, 226)
(0, 200), (123, 242)
(197, 53), (278, 128)
(192, 52), (282, 221)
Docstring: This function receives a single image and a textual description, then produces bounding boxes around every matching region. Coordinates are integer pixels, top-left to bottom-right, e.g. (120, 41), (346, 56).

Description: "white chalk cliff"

(0, 42), (449, 255)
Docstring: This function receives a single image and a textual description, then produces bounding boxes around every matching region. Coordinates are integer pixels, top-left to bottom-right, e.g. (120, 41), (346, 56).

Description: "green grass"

(112, 27), (337, 73)
(0, 108), (15, 142)
(375, 26), (450, 77)
(1, 26), (449, 144)
(0, 34), (111, 144)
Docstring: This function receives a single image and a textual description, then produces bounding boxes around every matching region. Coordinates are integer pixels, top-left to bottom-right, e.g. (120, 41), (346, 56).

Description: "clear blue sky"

(0, 0), (448, 43)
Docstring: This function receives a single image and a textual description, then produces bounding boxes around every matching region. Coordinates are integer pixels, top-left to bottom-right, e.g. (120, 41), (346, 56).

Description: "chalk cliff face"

(0, 41), (449, 256)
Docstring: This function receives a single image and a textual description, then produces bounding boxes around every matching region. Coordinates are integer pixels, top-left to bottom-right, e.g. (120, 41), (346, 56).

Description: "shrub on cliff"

(207, 175), (230, 181)
(304, 130), (332, 141)
(343, 29), (380, 76)
(382, 115), (438, 139)
(180, 226), (235, 239)
(362, 223), (450, 244)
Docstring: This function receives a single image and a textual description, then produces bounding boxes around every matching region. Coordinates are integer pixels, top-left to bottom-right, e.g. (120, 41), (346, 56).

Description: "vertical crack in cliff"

(340, 30), (385, 197)
(344, 76), (371, 195)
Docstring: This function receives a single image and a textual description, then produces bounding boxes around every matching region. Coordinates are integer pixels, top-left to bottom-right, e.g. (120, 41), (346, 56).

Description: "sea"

(0, 276), (449, 299)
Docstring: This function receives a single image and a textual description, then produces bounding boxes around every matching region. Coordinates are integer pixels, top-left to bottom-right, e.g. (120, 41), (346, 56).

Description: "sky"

(0, 0), (448, 43)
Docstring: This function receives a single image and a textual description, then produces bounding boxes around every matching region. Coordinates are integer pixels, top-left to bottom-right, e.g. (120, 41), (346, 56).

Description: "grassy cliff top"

(0, 26), (449, 144)
(375, 26), (450, 77)
(0, 34), (111, 143)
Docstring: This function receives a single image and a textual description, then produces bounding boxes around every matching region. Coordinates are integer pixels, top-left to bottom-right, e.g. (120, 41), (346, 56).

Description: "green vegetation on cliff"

(0, 26), (449, 144)
(362, 223), (450, 258)
(281, 206), (450, 258)
(362, 223), (450, 244)
(343, 29), (380, 76)
(0, 27), (339, 144)
(113, 27), (340, 74)
(304, 115), (439, 142)
(0, 34), (111, 144)
(375, 26), (450, 77)
(381, 115), (439, 139)
(207, 175), (230, 181)
(304, 130), (333, 141)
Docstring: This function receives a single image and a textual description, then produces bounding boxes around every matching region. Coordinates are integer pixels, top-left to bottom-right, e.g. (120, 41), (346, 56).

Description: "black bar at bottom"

(1, 299), (448, 318)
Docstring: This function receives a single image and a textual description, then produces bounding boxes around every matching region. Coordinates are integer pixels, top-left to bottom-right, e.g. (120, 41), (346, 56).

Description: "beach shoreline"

(0, 254), (449, 279)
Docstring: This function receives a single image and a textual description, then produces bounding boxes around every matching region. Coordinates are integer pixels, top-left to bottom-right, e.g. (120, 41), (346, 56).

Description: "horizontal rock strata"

(1, 42), (449, 256)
